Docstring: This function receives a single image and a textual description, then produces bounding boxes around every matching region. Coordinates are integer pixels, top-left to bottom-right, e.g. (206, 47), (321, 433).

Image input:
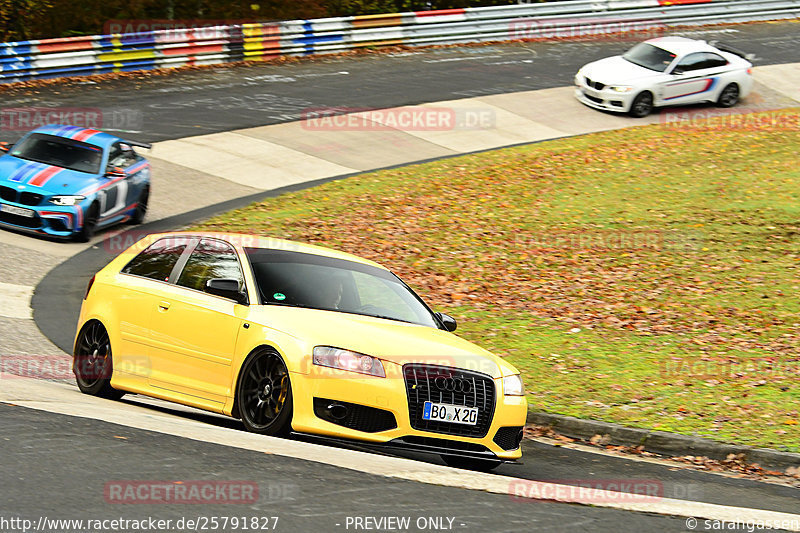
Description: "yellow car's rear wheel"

(73, 321), (125, 400)
(237, 349), (293, 436)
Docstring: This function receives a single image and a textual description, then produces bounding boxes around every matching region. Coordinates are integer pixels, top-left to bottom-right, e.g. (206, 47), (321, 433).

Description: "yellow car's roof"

(140, 231), (388, 270)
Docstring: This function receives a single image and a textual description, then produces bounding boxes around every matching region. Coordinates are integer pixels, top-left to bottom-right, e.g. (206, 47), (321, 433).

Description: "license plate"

(583, 88), (599, 98)
(422, 401), (478, 425)
(0, 204), (34, 218)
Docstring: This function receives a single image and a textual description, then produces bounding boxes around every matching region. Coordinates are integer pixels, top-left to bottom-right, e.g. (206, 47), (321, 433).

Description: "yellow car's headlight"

(503, 374), (525, 396)
(313, 346), (386, 378)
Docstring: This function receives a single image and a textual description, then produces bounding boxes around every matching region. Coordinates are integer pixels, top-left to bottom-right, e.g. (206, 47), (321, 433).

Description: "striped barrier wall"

(2, 0), (800, 84)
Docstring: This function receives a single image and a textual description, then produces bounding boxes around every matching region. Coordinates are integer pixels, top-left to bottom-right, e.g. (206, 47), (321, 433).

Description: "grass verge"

(194, 108), (800, 451)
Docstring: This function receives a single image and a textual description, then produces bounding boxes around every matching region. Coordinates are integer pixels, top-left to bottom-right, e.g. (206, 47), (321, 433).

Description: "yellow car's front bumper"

(289, 362), (527, 460)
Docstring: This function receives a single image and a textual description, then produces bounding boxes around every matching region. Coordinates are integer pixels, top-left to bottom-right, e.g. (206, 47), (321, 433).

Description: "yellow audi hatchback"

(74, 232), (527, 469)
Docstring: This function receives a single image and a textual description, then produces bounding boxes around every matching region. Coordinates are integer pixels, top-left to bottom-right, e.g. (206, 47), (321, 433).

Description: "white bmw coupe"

(574, 36), (754, 117)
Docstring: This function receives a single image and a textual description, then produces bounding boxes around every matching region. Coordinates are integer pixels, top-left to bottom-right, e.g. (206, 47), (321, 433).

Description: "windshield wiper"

(346, 311), (417, 325)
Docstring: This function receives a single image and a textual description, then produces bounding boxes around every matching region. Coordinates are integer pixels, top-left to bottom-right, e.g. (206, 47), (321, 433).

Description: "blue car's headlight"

(313, 346), (386, 378)
(49, 195), (86, 206)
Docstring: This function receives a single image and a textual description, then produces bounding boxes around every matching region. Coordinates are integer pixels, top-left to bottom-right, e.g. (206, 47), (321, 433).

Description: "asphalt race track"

(2, 20), (800, 532)
(1, 403), (699, 532)
(1, 22), (799, 142)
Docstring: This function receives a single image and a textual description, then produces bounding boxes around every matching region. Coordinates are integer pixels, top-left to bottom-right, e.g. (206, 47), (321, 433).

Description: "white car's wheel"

(717, 83), (740, 108)
(628, 91), (654, 118)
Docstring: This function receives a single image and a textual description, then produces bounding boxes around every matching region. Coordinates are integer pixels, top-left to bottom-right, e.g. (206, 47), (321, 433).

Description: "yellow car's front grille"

(403, 364), (496, 439)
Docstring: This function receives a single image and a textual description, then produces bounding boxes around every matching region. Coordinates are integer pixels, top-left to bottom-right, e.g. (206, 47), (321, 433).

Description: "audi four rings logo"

(433, 375), (472, 393)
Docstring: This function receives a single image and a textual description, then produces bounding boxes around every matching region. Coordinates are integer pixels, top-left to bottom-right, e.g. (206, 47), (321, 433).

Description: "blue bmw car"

(0, 124), (151, 241)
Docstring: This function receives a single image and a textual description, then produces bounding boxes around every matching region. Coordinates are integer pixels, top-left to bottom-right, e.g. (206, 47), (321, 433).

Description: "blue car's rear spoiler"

(125, 140), (152, 150)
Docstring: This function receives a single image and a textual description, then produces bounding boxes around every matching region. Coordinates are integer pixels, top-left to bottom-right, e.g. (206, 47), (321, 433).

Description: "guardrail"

(2, 0), (799, 84)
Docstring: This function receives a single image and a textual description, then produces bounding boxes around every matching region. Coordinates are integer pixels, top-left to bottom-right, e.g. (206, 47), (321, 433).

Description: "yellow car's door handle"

(158, 301), (171, 311)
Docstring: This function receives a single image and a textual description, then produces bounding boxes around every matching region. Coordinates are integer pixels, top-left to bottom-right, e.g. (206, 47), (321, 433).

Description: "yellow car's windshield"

(245, 248), (439, 328)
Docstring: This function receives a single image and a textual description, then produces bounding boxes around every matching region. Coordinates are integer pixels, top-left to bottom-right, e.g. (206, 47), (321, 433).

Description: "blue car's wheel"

(74, 203), (98, 242)
(129, 187), (149, 225)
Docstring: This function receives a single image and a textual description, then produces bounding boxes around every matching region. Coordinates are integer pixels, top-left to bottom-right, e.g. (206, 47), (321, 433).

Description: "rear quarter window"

(121, 237), (190, 282)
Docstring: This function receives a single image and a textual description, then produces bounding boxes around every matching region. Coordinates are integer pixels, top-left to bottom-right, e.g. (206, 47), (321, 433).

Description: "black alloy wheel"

(73, 321), (124, 400)
(238, 349), (293, 435)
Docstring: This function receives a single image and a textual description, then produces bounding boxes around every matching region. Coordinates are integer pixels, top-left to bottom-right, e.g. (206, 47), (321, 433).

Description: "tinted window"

(177, 239), (244, 293)
(122, 237), (189, 282)
(703, 52), (728, 68)
(674, 53), (707, 72)
(674, 52), (728, 72)
(245, 248), (438, 327)
(11, 133), (103, 174)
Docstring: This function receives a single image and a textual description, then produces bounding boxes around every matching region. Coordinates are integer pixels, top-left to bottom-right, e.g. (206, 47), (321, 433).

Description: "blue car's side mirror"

(105, 166), (126, 179)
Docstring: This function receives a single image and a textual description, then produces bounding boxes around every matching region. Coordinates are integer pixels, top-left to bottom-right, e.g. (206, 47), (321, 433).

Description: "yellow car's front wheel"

(237, 349), (293, 436)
